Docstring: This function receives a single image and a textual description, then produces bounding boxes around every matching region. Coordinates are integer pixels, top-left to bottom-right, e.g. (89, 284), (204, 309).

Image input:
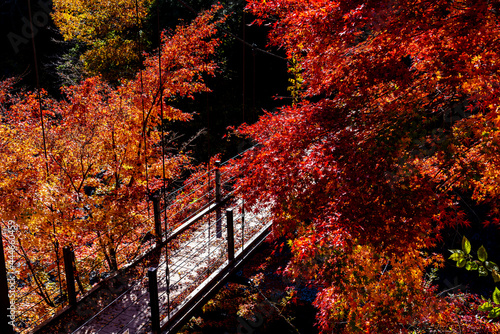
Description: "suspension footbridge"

(1, 152), (273, 334)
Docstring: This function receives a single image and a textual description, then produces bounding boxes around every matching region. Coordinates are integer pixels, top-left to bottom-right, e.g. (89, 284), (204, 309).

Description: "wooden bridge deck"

(72, 201), (271, 334)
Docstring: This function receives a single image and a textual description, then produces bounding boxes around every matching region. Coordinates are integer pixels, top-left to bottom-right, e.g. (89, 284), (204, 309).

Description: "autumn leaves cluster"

(232, 0), (500, 333)
(51, 0), (154, 81)
(3, 0), (500, 333)
(0, 6), (224, 327)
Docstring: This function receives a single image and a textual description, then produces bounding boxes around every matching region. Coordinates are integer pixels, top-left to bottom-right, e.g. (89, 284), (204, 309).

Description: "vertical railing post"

(148, 267), (160, 334)
(226, 209), (235, 262)
(0, 226), (15, 334)
(241, 200), (245, 250)
(152, 195), (162, 245)
(215, 160), (222, 238)
(63, 246), (77, 306)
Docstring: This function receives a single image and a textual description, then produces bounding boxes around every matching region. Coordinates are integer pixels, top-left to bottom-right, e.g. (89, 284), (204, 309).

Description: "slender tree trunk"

(97, 231), (113, 273)
(51, 221), (63, 300)
(108, 234), (118, 271)
(18, 240), (55, 307)
(73, 254), (86, 295)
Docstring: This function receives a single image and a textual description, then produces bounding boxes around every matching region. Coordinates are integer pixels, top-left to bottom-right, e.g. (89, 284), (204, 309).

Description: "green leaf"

(485, 261), (499, 272)
(479, 301), (492, 312)
(449, 253), (464, 262)
(488, 307), (500, 319)
(465, 261), (479, 271)
(457, 258), (466, 268)
(465, 261), (473, 270)
(478, 245), (488, 262)
(479, 265), (489, 276)
(462, 236), (471, 254)
(470, 261), (479, 270)
(493, 287), (500, 305)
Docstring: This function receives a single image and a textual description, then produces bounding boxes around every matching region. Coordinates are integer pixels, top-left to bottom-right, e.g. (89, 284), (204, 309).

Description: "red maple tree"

(233, 0), (500, 332)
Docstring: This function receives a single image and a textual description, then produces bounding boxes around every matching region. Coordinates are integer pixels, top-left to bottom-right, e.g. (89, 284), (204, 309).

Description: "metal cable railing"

(3, 147), (257, 334)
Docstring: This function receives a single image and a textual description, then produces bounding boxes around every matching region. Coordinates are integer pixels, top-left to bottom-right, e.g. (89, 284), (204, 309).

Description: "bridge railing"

(148, 192), (272, 331)
(148, 198), (273, 333)
(1, 147), (258, 334)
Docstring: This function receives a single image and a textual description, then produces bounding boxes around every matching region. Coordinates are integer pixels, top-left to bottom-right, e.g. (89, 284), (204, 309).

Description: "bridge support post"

(0, 226), (15, 334)
(148, 267), (161, 334)
(226, 209), (234, 262)
(152, 195), (162, 245)
(241, 200), (245, 250)
(63, 246), (77, 306)
(215, 160), (222, 238)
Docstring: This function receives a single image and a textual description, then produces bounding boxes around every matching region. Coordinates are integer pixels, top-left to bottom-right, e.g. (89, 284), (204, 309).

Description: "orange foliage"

(0, 6), (224, 330)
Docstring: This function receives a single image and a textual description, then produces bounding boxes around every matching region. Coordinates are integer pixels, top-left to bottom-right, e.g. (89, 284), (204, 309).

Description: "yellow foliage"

(52, 0), (153, 81)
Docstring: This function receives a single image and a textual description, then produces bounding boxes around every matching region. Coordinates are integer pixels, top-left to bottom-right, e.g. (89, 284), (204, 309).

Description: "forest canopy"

(2, 0), (500, 333)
